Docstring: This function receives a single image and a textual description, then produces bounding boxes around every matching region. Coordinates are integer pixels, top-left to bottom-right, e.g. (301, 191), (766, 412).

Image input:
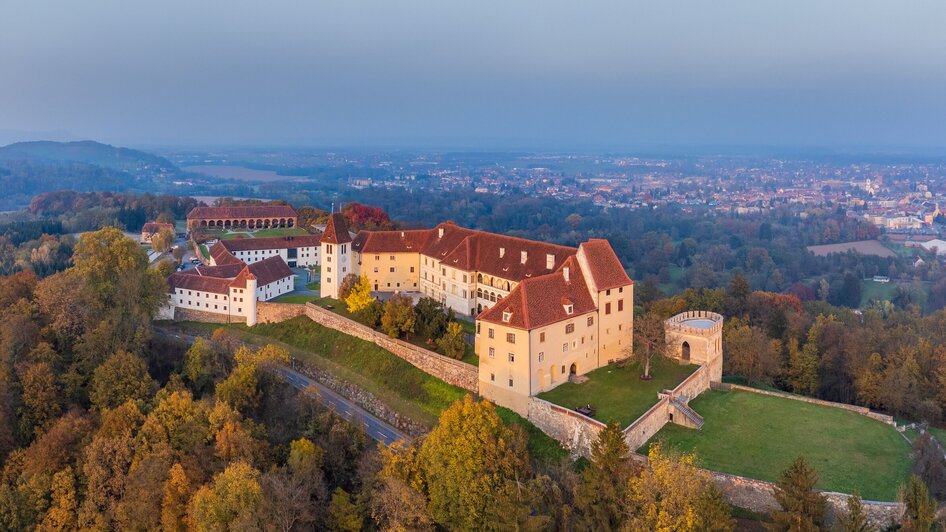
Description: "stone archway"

(681, 341), (691, 362)
(569, 363), (577, 376)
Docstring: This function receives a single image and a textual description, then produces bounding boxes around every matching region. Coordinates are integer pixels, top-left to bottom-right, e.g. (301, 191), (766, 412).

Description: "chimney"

(499, 247), (505, 258)
(546, 254), (554, 270)
(400, 231), (405, 238)
(563, 266), (570, 282)
(438, 227), (444, 238)
(520, 251), (527, 264)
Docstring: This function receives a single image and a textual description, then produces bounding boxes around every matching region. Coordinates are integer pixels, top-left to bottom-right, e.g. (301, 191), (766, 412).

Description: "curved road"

(154, 327), (409, 445)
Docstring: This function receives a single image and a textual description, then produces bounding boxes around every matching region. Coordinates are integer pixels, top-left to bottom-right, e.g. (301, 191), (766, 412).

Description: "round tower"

(664, 311), (724, 382)
(245, 276), (258, 326)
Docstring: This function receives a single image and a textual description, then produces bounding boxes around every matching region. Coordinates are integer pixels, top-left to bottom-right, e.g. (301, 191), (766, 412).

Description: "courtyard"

(537, 356), (698, 427)
(644, 389), (912, 501)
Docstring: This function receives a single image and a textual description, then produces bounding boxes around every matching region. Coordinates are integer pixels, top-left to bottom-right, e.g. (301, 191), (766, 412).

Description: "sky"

(1, 0), (946, 150)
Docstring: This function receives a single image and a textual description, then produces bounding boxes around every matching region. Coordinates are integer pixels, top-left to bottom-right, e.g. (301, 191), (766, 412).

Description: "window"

(619, 286), (623, 293)
(606, 289), (611, 296)
(476, 323), (481, 334)
(561, 365), (566, 374)
(373, 267), (379, 272)
(410, 267), (415, 273)
(502, 311), (512, 323)
(488, 328), (494, 339)
(390, 255), (395, 260)
(618, 299), (624, 312)
(490, 373), (495, 382)
(538, 352), (544, 362)
(587, 316), (594, 326)
(565, 323), (575, 334)
(508, 353), (515, 363)
(605, 302), (612, 315)
(562, 343), (568, 352)
(506, 332), (516, 343)
(564, 304), (573, 315)
(488, 347), (495, 358)
(508, 378), (513, 387)
(389, 267), (395, 273)
(539, 331), (545, 342)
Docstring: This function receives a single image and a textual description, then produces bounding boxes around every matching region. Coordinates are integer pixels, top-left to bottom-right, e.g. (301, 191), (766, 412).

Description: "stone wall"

(527, 397), (605, 457)
(256, 302), (307, 324)
(623, 364), (711, 451)
(713, 382), (896, 425)
(709, 470), (902, 528)
(174, 306), (246, 324)
(304, 303), (479, 392)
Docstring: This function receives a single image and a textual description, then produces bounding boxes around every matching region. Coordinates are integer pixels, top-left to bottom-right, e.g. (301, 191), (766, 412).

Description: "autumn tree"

(344, 275), (374, 314)
(436, 322), (466, 360)
(215, 345), (288, 414)
(381, 294), (416, 339)
(189, 461), (263, 531)
(723, 321), (781, 385)
(786, 337), (819, 396)
(89, 351), (156, 411)
(339, 273), (360, 301)
(769, 456), (827, 531)
(626, 442), (733, 531)
(36, 466), (77, 532)
(631, 311), (673, 379)
(899, 475), (937, 532)
(328, 488), (364, 531)
(370, 441), (433, 531)
(415, 297), (449, 340)
(151, 226), (175, 253)
(183, 337), (227, 396)
(16, 362), (61, 438)
(161, 463), (193, 532)
(574, 421), (633, 530)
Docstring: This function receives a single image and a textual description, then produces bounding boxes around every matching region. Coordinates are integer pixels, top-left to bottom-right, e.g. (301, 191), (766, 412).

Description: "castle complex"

(167, 206), (691, 414)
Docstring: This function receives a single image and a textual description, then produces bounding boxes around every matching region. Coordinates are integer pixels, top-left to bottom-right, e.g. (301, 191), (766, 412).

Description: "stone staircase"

(670, 395), (704, 430)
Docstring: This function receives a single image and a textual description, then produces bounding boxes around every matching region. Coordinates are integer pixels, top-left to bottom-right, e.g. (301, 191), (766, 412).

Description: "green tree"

(418, 395), (530, 530)
(183, 337), (226, 395)
(769, 456), (827, 532)
(415, 297), (449, 340)
(345, 275), (374, 314)
(786, 337), (819, 396)
(899, 475), (937, 532)
(574, 421), (633, 530)
(381, 294), (416, 339)
(328, 488), (364, 532)
(436, 322), (466, 360)
(189, 461), (263, 531)
(834, 490), (873, 532)
(215, 363), (261, 414)
(89, 351), (156, 411)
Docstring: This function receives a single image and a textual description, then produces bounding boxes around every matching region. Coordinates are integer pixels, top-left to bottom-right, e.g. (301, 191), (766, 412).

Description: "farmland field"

(806, 240), (895, 258)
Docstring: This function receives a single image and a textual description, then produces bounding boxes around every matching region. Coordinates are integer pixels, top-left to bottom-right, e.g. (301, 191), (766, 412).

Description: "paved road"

(154, 327), (409, 445)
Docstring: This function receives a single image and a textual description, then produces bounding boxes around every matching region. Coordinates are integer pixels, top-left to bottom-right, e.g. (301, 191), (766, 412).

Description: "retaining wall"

(303, 303), (479, 392)
(527, 397), (605, 457)
(257, 302), (307, 324)
(174, 306), (245, 324)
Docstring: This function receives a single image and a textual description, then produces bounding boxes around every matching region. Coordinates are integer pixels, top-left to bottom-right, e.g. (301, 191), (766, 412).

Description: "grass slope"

(645, 390), (911, 500)
(217, 227), (310, 239)
(538, 357), (698, 427)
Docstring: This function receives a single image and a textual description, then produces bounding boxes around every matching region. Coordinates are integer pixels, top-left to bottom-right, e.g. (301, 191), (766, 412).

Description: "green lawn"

(174, 316), (564, 463)
(209, 227), (311, 240)
(860, 280), (898, 307)
(538, 357), (698, 427)
(199, 244), (210, 259)
(305, 281), (320, 291)
(645, 390), (912, 501)
(271, 295), (319, 304)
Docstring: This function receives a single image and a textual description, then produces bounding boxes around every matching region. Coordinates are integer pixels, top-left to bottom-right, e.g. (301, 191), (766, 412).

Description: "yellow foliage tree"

(161, 463), (193, 532)
(189, 461), (263, 531)
(345, 275), (374, 314)
(37, 466), (77, 532)
(626, 442), (733, 532)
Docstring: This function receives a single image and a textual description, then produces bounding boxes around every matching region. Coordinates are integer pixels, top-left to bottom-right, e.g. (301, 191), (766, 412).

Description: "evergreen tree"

(899, 475), (937, 532)
(574, 421), (632, 530)
(769, 456), (827, 532)
(834, 490), (873, 532)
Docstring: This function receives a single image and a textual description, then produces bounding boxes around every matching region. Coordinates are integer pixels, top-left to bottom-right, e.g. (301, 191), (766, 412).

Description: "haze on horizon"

(2, 0), (945, 151)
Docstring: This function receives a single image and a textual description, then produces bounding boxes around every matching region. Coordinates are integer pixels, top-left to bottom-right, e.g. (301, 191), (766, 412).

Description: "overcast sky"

(2, 0), (945, 150)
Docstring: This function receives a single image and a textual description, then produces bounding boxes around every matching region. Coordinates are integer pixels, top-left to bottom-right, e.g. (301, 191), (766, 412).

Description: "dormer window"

(502, 311), (512, 323)
(564, 304), (574, 315)
(499, 247), (506, 258)
(520, 251), (527, 264)
(546, 254), (554, 269)
(438, 228), (444, 238)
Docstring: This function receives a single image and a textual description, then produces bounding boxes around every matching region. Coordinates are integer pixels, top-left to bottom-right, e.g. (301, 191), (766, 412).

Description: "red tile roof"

(578, 239), (633, 291)
(321, 213), (352, 244)
(478, 256), (596, 330)
(187, 205), (297, 220)
(219, 234), (322, 252)
(352, 230), (432, 253)
(167, 271), (232, 294)
(209, 242), (244, 266)
(248, 256), (294, 286)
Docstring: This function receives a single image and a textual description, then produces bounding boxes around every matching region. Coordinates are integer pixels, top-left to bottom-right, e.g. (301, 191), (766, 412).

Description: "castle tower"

(664, 311), (724, 382)
(245, 275), (258, 326)
(319, 213), (353, 300)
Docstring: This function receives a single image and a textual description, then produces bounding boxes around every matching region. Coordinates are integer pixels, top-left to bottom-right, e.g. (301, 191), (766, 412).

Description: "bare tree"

(630, 312), (672, 380)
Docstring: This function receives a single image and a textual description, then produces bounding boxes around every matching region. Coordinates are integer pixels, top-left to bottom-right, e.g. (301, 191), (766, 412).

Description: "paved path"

(154, 327), (409, 445)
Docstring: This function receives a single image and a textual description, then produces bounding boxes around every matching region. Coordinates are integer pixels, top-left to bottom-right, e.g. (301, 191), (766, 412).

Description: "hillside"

(0, 140), (182, 210)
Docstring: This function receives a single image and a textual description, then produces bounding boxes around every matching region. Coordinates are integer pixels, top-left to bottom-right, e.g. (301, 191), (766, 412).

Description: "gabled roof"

(352, 229), (433, 253)
(321, 213), (352, 245)
(167, 271), (232, 294)
(187, 205), (297, 220)
(248, 256), (294, 286)
(578, 239), (633, 291)
(209, 242), (244, 266)
(478, 256), (596, 330)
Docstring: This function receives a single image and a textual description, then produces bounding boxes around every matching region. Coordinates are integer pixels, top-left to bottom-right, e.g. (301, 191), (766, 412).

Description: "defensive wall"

(303, 303), (479, 392)
(711, 381), (896, 425)
(256, 301), (307, 324)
